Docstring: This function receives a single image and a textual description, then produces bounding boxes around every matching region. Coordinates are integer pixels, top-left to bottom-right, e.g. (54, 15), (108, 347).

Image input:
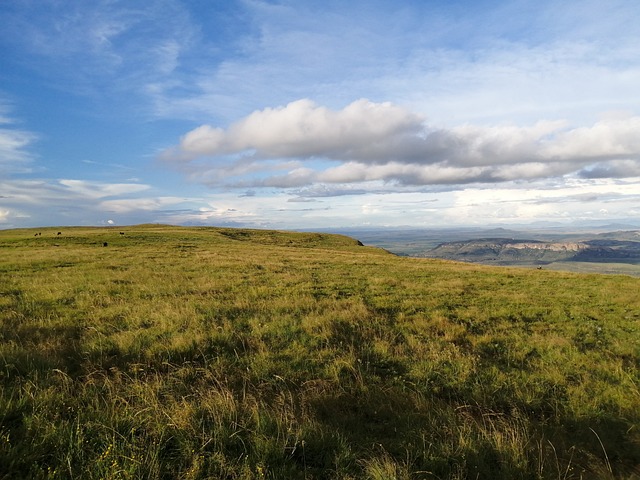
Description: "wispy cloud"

(0, 178), (152, 226)
(143, 0), (640, 125)
(0, 101), (37, 173)
(0, 128), (36, 170)
(58, 179), (150, 199)
(0, 0), (197, 101)
(99, 196), (196, 214)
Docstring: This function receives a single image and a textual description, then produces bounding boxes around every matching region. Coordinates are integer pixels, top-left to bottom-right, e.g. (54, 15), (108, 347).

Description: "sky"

(1, 0), (640, 230)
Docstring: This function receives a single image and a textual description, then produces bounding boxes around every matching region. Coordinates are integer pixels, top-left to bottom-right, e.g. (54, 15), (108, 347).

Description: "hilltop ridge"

(0, 224), (370, 251)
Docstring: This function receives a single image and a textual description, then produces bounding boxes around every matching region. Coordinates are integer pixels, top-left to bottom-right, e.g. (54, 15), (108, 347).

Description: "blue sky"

(1, 0), (639, 230)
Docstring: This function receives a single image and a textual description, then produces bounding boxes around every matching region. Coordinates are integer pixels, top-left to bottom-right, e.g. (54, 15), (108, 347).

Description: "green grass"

(1, 225), (639, 479)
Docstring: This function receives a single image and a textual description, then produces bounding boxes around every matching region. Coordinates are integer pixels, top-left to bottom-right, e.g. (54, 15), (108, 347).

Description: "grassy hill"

(1, 225), (639, 479)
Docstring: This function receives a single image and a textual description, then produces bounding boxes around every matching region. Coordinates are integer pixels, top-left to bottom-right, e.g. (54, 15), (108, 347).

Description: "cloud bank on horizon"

(1, 0), (639, 229)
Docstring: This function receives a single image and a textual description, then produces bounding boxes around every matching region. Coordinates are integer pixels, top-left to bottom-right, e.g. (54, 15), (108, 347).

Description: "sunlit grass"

(1, 225), (639, 479)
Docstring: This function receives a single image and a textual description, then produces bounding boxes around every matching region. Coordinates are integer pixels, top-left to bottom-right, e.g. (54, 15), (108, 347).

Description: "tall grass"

(1, 225), (639, 479)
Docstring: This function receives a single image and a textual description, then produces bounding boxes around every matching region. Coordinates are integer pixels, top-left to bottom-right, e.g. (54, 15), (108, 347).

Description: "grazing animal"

(103, 242), (108, 247)
(57, 232), (62, 236)
(119, 232), (125, 235)
(537, 266), (543, 270)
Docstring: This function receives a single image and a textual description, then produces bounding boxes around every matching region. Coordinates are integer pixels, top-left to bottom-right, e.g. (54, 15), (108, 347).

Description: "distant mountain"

(320, 227), (640, 274)
(420, 234), (640, 266)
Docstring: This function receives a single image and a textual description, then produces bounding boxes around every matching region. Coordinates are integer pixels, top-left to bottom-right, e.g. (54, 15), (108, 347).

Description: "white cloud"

(0, 0), (197, 99)
(157, 178), (640, 229)
(163, 99), (640, 191)
(58, 179), (150, 199)
(543, 116), (640, 160)
(0, 179), (148, 207)
(445, 178), (640, 226)
(0, 102), (37, 172)
(99, 196), (194, 214)
(134, 0), (640, 127)
(174, 99), (423, 159)
(0, 128), (36, 168)
(401, 39), (640, 127)
(0, 178), (156, 227)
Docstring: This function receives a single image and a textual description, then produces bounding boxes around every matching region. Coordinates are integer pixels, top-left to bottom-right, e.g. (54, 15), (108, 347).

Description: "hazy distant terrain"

(330, 226), (640, 276)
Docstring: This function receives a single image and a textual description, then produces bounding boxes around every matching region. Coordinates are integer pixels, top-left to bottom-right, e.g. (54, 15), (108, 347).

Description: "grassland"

(1, 225), (639, 479)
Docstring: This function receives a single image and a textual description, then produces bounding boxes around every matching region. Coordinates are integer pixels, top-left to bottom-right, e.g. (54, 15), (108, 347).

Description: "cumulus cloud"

(162, 99), (640, 193)
(169, 98), (423, 160)
(542, 116), (640, 157)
